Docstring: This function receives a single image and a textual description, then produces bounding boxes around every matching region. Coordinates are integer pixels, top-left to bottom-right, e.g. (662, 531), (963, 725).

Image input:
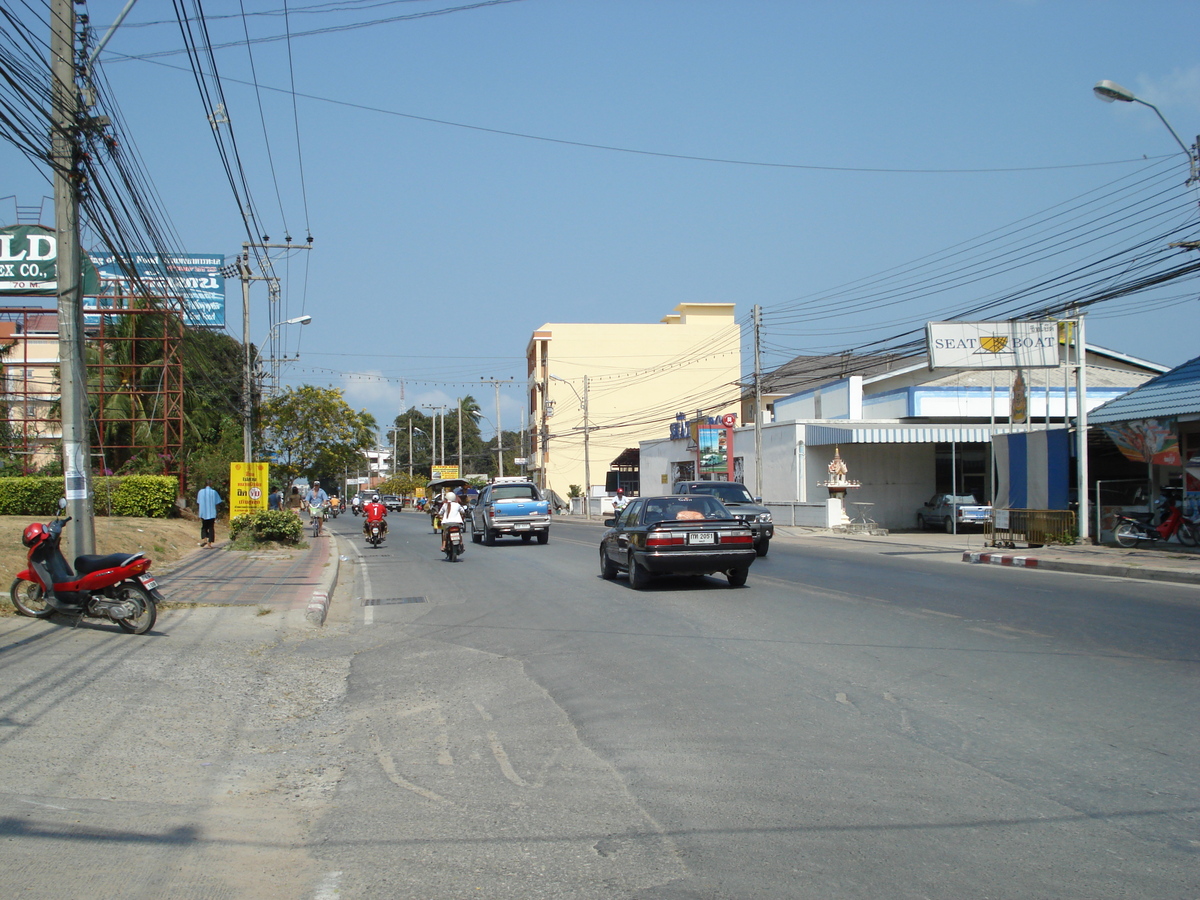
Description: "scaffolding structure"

(0, 298), (185, 478)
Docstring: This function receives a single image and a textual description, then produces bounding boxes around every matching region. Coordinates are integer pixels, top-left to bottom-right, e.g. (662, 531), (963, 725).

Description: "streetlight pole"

(549, 375), (591, 520)
(1093, 80), (1199, 184)
(264, 314), (311, 395)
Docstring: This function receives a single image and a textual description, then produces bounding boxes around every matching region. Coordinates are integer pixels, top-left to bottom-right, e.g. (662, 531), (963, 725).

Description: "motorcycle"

(328, 500), (340, 519)
(365, 519), (385, 548)
(11, 507), (161, 634)
(443, 522), (464, 562)
(1113, 490), (1196, 548)
(351, 498), (361, 517)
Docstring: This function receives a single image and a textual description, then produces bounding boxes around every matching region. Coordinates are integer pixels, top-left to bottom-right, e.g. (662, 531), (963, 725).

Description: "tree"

(259, 384), (376, 485)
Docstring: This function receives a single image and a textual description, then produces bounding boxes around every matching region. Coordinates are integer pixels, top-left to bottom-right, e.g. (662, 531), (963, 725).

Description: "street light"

(549, 374), (591, 519)
(1093, 80), (1198, 183)
(265, 314), (313, 395)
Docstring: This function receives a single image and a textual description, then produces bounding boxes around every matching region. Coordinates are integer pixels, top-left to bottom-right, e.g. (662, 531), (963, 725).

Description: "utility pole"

(457, 400), (463, 475)
(481, 378), (512, 477)
(582, 375), (591, 519)
(408, 419), (413, 479)
(237, 240), (311, 462)
(52, 0), (95, 555)
(753, 305), (764, 500)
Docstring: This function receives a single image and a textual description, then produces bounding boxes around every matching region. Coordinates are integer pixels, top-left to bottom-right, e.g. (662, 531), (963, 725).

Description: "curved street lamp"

(1093, 80), (1198, 183)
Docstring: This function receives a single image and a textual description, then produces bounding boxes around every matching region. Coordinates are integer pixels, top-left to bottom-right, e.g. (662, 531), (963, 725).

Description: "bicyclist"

(306, 480), (329, 537)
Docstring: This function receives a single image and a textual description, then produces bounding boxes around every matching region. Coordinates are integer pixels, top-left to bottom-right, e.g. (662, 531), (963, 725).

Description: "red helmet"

(22, 522), (46, 548)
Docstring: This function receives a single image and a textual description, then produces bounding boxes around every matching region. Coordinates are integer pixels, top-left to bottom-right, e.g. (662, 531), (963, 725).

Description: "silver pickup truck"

(917, 493), (993, 532)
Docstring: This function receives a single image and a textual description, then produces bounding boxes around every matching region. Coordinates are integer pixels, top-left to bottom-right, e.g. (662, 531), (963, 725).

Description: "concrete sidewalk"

(771, 525), (1200, 587)
(154, 532), (341, 624)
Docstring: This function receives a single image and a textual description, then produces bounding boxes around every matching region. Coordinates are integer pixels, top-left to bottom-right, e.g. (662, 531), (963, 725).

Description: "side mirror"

(58, 497), (67, 510)
(755, 497), (763, 503)
(603, 518), (616, 527)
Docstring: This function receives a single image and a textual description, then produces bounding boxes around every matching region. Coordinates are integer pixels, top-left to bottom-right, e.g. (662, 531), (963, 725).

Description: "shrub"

(229, 509), (304, 545)
(0, 475), (178, 517)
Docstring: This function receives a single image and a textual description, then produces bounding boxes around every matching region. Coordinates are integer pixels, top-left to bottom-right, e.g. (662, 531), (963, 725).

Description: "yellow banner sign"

(431, 464), (461, 481)
(229, 462), (269, 518)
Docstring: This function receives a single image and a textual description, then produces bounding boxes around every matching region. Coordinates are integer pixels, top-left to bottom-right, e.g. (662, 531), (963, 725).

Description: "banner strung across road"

(229, 462), (269, 518)
(926, 321), (1060, 369)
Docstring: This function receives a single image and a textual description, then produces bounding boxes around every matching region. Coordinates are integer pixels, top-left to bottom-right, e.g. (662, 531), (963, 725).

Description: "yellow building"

(526, 303), (741, 500)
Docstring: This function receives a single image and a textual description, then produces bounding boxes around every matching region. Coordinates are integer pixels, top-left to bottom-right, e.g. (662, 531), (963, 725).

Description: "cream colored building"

(526, 303), (741, 500)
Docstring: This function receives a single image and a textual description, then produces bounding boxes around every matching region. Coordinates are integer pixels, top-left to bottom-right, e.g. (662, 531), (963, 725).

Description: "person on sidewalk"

(306, 480), (329, 537)
(268, 485), (283, 511)
(197, 480), (223, 548)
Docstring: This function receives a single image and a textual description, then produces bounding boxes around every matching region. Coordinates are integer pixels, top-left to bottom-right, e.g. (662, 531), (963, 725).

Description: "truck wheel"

(944, 516), (954, 534)
(484, 529), (497, 546)
(916, 514), (927, 530)
(471, 525), (482, 544)
(521, 533), (532, 543)
(755, 537), (770, 558)
(536, 531), (549, 545)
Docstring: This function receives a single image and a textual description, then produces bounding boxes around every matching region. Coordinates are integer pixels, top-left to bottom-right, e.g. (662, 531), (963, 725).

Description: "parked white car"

(917, 494), (992, 532)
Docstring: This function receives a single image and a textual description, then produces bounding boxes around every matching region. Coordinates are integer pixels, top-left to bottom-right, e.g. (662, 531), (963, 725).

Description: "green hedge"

(229, 509), (303, 544)
(0, 475), (178, 518)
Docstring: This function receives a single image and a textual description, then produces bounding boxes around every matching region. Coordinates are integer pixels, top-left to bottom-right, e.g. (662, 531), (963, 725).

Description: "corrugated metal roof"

(1087, 354), (1200, 424)
(804, 424), (1009, 445)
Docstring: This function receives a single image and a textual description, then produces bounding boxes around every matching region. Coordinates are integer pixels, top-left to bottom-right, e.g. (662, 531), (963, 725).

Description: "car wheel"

(944, 516), (954, 534)
(726, 566), (749, 587)
(755, 537), (770, 558)
(484, 528), (497, 547)
(628, 553), (650, 590)
(916, 514), (926, 530)
(600, 548), (617, 580)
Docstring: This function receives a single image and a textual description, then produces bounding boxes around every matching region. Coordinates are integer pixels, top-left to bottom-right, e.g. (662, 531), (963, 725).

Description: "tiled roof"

(1088, 354), (1200, 424)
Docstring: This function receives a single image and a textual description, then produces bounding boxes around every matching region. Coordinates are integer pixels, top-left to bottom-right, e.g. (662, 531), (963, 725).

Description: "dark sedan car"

(600, 494), (757, 589)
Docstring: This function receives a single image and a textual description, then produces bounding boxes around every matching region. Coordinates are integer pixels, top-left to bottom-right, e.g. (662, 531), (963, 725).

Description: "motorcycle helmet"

(22, 522), (46, 548)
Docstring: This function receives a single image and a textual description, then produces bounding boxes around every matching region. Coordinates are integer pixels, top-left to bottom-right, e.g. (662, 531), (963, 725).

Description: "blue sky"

(4, 0), (1200, 436)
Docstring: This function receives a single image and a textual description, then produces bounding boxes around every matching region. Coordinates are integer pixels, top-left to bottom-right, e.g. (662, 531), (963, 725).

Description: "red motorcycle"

(10, 513), (161, 634)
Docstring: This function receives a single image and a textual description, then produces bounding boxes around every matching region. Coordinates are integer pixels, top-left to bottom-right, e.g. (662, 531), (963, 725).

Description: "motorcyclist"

(362, 495), (388, 537)
(439, 489), (465, 552)
(351, 493), (362, 514)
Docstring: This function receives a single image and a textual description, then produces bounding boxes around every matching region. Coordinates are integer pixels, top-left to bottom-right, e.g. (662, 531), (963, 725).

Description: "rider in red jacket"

(362, 497), (388, 536)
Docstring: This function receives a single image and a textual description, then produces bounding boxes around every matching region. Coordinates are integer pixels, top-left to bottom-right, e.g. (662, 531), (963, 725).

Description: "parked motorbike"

(443, 523), (464, 562)
(366, 520), (385, 548)
(11, 507), (161, 634)
(1113, 490), (1196, 548)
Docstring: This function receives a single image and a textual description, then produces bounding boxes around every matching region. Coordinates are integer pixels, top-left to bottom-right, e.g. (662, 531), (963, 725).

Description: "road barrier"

(987, 508), (1076, 548)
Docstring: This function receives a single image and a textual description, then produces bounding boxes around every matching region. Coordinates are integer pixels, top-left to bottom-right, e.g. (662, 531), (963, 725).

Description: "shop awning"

(803, 424), (1009, 446)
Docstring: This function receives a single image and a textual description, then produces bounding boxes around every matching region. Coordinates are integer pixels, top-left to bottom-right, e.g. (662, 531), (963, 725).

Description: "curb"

(304, 536), (341, 627)
(963, 549), (1200, 587)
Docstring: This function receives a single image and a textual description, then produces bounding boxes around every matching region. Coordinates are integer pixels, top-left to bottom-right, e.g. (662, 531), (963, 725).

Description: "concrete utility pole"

(52, 0), (95, 555)
(549, 374), (591, 519)
(457, 400), (463, 475)
(753, 305), (764, 500)
(237, 241), (311, 462)
(481, 378), (512, 477)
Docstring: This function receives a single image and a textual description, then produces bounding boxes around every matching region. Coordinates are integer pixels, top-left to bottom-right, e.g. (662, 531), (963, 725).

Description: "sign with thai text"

(89, 252), (226, 327)
(927, 321), (1060, 369)
(229, 462), (269, 518)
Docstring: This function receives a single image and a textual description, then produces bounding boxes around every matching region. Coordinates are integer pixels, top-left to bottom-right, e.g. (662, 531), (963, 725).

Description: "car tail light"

(720, 531), (754, 545)
(646, 532), (685, 548)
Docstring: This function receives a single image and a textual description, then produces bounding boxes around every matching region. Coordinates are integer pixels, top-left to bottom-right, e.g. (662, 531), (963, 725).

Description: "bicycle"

(309, 504), (323, 538)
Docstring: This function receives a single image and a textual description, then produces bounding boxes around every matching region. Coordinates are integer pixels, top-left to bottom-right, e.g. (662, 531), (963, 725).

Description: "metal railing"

(987, 509), (1077, 548)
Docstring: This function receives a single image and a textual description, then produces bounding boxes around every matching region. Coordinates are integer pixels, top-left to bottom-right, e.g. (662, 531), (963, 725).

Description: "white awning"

(804, 424), (1010, 445)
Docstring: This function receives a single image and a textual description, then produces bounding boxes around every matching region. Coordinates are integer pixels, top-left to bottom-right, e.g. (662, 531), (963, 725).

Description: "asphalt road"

(314, 511), (1200, 899)
(2, 511), (1196, 899)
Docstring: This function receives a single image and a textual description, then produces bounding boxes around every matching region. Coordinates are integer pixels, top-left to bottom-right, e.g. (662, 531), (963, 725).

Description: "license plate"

(140, 577), (158, 590)
(514, 523), (531, 530)
(687, 532), (716, 545)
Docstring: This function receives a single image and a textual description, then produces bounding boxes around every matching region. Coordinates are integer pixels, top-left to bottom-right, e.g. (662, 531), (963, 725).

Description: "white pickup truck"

(917, 494), (993, 532)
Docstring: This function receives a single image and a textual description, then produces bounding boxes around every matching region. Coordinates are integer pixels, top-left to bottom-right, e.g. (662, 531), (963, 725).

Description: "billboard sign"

(0, 224), (101, 294)
(926, 321), (1060, 369)
(88, 252), (226, 327)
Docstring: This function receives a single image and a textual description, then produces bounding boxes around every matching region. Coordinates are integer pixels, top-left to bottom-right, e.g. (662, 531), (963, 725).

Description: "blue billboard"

(86, 252), (226, 328)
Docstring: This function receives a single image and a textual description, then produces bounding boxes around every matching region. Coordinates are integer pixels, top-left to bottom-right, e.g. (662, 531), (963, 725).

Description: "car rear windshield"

(688, 483), (754, 503)
(492, 485), (540, 501)
(641, 496), (729, 524)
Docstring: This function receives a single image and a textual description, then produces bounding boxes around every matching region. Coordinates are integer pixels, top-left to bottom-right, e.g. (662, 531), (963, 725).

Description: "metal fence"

(986, 509), (1077, 548)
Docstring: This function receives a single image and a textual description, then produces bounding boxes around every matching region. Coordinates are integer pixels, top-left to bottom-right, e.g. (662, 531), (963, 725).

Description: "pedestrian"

(268, 485), (283, 511)
(197, 479), (222, 548)
(287, 486), (303, 515)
